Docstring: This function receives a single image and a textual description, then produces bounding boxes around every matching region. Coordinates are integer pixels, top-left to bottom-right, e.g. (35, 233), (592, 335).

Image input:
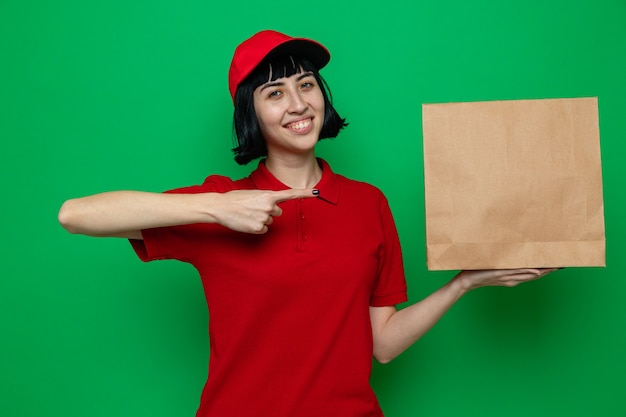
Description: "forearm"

(58, 190), (218, 237)
(371, 268), (552, 363)
(59, 187), (318, 237)
(372, 276), (469, 363)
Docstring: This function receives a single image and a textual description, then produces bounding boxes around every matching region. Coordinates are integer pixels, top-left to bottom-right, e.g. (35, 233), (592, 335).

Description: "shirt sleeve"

(128, 175), (237, 264)
(369, 194), (408, 307)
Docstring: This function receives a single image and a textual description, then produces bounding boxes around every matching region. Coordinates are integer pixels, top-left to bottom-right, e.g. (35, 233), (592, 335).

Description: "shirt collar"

(249, 158), (339, 205)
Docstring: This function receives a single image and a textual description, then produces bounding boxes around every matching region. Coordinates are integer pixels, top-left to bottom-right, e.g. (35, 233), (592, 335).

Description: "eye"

(267, 90), (282, 99)
(300, 80), (316, 90)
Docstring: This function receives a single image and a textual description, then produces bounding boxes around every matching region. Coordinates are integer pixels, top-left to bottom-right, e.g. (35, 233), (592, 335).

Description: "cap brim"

(263, 38), (330, 71)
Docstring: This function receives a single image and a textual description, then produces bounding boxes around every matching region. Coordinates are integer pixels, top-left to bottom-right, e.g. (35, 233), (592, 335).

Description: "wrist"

(190, 192), (221, 224)
(450, 272), (473, 297)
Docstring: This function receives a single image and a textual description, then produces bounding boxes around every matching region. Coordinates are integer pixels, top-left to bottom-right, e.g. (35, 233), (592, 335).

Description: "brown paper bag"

(422, 97), (605, 270)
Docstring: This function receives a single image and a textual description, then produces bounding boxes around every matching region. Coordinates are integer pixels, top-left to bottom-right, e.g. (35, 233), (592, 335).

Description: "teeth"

(288, 119), (311, 130)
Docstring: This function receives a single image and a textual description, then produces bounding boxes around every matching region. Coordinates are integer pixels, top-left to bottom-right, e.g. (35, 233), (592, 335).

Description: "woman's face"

(253, 70), (325, 159)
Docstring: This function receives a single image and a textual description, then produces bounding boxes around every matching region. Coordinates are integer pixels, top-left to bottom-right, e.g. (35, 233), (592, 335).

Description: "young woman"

(58, 30), (555, 417)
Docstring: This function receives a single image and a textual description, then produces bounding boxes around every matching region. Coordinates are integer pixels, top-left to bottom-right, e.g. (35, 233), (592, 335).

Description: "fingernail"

(312, 189), (320, 196)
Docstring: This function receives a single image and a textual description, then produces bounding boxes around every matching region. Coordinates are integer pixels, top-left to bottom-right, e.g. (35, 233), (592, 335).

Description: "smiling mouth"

(285, 118), (312, 132)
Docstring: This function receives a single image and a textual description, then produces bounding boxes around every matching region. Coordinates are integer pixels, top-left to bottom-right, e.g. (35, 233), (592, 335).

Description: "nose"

(288, 90), (308, 114)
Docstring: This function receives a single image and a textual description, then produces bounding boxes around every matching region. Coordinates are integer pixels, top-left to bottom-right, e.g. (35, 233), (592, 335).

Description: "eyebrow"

(259, 72), (315, 92)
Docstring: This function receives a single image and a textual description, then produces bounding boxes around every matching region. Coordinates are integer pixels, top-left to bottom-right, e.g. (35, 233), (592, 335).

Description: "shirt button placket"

(296, 199), (306, 252)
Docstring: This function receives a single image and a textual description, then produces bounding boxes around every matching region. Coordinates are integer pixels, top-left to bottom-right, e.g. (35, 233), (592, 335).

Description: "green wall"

(1, 1), (625, 416)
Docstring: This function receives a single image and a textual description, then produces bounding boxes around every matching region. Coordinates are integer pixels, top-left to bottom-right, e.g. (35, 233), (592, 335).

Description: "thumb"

(272, 188), (319, 204)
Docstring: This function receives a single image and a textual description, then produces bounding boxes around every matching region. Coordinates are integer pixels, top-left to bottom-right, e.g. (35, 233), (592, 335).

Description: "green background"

(1, 0), (625, 416)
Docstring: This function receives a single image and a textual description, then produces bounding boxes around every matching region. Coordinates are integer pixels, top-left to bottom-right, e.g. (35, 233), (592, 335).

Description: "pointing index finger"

(272, 188), (319, 204)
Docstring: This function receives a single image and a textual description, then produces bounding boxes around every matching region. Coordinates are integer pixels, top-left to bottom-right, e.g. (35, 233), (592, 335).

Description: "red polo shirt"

(131, 159), (407, 417)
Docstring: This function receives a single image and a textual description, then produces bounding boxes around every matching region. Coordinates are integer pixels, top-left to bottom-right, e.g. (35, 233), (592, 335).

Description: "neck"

(264, 153), (322, 189)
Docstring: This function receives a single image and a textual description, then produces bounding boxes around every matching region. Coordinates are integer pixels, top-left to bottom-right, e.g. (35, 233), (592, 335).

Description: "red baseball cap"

(228, 30), (331, 102)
